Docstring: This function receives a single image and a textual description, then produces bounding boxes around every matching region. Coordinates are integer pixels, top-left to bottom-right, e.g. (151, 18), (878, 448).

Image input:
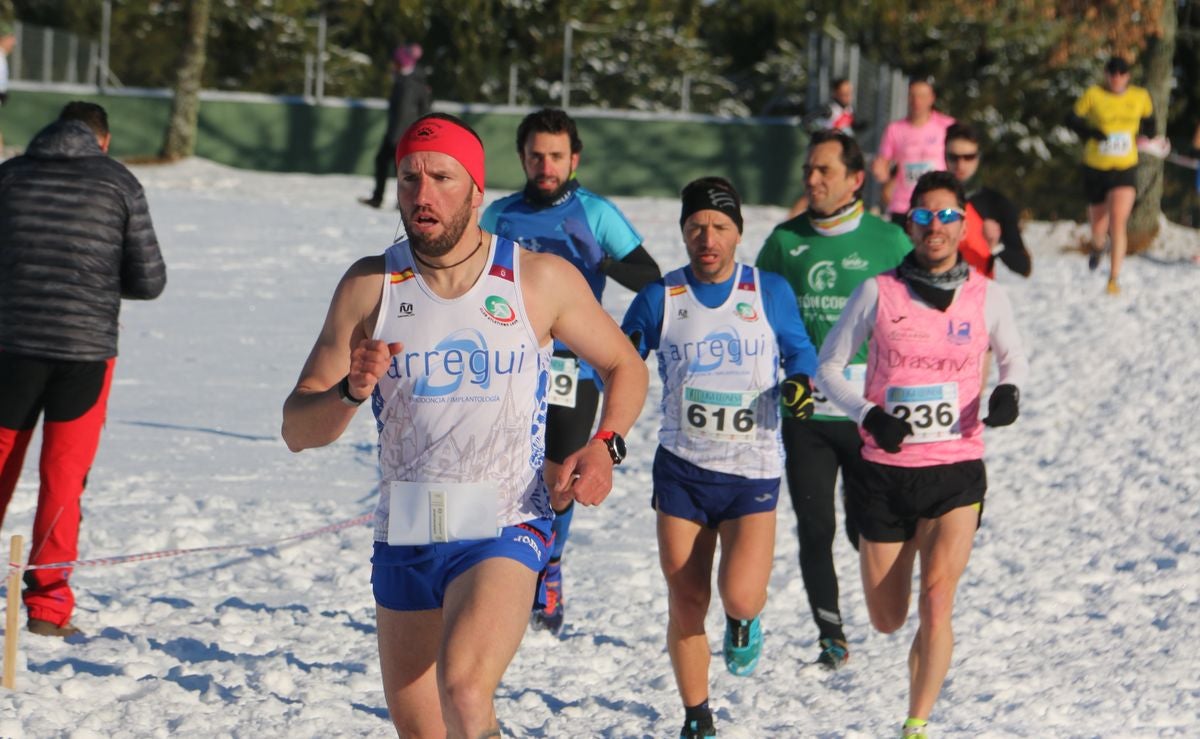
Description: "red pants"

(0, 354), (115, 626)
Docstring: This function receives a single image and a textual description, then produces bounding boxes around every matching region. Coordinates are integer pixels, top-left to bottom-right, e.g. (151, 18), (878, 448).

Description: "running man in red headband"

(283, 113), (648, 737)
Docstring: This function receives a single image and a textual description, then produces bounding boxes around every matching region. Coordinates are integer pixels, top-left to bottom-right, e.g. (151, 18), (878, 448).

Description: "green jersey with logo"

(755, 211), (910, 420)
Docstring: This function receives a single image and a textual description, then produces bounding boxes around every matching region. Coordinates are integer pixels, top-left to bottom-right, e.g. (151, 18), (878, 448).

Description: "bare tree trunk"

(160, 0), (211, 161)
(1128, 0), (1177, 252)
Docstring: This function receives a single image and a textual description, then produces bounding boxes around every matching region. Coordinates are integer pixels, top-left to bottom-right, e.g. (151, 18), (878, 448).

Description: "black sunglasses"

(945, 152), (979, 163)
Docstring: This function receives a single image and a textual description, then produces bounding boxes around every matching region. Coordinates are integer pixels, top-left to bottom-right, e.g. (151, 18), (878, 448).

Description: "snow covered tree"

(160, 0), (210, 160)
(1126, 1), (1176, 250)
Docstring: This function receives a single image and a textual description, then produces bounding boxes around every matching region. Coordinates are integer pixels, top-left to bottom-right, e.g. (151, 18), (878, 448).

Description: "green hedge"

(2, 88), (809, 205)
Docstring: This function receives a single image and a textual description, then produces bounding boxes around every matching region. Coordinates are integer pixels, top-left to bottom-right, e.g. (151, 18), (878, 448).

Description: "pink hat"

(393, 43), (423, 69)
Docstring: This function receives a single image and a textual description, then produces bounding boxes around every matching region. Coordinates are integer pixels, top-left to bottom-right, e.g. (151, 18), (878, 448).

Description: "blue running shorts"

(371, 516), (553, 611)
(651, 446), (780, 529)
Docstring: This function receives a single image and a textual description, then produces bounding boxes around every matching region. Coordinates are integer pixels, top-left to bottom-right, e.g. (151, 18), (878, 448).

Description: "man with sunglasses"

(756, 129), (911, 671)
(816, 170), (1028, 739)
(943, 123), (1031, 279)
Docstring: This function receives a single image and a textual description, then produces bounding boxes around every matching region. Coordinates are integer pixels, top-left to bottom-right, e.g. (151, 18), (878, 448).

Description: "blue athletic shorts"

(651, 446), (780, 529)
(371, 516), (553, 611)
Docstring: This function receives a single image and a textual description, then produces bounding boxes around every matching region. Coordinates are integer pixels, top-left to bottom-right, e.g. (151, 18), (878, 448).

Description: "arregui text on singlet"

(861, 270), (989, 467)
(657, 264), (783, 480)
(369, 236), (552, 541)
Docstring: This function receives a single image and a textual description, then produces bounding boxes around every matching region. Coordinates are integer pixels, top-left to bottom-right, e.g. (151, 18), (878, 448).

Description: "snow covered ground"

(2, 158), (1198, 737)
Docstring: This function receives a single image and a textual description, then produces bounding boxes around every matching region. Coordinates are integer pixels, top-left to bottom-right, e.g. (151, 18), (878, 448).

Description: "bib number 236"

(883, 382), (961, 443)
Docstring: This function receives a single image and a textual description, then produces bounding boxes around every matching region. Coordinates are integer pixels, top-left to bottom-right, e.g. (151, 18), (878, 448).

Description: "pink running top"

(861, 269), (989, 466)
(877, 111), (956, 215)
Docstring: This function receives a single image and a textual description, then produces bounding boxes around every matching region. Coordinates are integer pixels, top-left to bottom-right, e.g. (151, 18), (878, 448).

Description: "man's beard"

(402, 196), (475, 258)
(524, 169), (574, 207)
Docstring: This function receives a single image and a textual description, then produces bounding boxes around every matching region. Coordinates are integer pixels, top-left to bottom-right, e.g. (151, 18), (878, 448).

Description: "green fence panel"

(3, 89), (809, 205)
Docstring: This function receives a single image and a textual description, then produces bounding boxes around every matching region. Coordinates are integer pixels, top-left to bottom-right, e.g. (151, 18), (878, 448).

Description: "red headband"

(395, 118), (485, 192)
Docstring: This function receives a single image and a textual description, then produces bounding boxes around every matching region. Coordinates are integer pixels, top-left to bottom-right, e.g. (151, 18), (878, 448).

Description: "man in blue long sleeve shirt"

(620, 177), (815, 738)
(482, 108), (661, 634)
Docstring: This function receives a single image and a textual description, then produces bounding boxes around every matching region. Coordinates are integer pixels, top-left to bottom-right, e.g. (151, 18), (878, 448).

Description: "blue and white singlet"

(369, 236), (553, 541)
(656, 264), (784, 480)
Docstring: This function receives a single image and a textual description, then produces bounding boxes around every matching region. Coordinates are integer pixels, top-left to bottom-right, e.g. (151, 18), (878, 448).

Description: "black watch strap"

(338, 375), (367, 406)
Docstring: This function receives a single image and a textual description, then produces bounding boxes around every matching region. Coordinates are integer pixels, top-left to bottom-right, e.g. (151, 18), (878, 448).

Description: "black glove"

(862, 406), (912, 453)
(1087, 126), (1107, 142)
(982, 384), (1020, 427)
(780, 373), (815, 420)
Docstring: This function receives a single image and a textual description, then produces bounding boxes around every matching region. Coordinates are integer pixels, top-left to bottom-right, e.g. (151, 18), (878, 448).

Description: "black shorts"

(0, 353), (111, 429)
(1082, 165), (1137, 205)
(849, 459), (986, 543)
(544, 351), (601, 464)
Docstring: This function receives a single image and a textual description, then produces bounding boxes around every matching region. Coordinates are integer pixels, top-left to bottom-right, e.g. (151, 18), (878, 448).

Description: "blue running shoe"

(723, 615), (762, 676)
(531, 560), (564, 634)
(680, 711), (716, 738)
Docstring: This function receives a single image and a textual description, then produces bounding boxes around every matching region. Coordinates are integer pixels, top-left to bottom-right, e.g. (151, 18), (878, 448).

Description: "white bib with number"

(883, 382), (961, 444)
(813, 364), (866, 418)
(1098, 132), (1132, 157)
(387, 481), (501, 545)
(682, 385), (758, 443)
(904, 160), (936, 185)
(546, 356), (579, 408)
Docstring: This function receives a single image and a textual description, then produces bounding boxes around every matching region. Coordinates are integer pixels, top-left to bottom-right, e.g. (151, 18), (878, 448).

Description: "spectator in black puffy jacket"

(0, 100), (166, 638)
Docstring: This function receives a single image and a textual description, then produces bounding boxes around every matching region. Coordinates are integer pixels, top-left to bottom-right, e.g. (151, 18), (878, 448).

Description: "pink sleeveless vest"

(861, 270), (989, 467)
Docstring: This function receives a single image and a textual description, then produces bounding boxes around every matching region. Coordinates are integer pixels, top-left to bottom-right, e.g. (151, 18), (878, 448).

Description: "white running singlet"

(656, 264), (783, 479)
(369, 237), (552, 541)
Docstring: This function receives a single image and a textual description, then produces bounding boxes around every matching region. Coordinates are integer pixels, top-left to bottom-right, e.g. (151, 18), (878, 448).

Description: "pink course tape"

(15, 512), (373, 572)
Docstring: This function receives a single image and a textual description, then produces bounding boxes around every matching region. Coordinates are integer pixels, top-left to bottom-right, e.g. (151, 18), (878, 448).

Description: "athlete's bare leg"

(716, 509), (776, 620)
(1087, 202), (1110, 256)
(377, 606), (446, 738)
(439, 557), (538, 738)
(859, 536), (918, 634)
(1106, 185), (1136, 282)
(377, 556), (537, 738)
(658, 511), (717, 707)
(907, 505), (977, 721)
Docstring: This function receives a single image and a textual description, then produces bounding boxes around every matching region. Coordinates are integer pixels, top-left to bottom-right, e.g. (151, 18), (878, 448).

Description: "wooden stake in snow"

(3, 535), (22, 690)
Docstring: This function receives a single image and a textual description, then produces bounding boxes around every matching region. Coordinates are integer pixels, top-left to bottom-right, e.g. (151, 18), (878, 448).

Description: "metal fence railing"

(804, 29), (908, 209)
(8, 21), (116, 88)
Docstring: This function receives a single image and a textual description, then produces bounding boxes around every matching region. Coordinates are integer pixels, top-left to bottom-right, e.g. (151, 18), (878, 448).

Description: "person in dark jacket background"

(359, 42), (433, 208)
(0, 100), (166, 638)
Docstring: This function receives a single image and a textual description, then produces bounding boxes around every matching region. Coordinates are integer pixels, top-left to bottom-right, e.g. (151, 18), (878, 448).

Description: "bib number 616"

(687, 404), (754, 433)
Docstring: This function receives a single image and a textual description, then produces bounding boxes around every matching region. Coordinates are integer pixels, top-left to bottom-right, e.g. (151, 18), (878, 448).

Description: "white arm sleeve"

(985, 283), (1029, 390)
(816, 278), (879, 424)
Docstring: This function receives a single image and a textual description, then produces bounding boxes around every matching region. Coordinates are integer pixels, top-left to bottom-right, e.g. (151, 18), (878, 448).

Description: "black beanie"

(680, 177), (743, 234)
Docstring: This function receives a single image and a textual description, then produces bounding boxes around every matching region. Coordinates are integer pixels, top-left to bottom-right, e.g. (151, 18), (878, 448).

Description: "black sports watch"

(337, 375), (367, 407)
(593, 430), (626, 465)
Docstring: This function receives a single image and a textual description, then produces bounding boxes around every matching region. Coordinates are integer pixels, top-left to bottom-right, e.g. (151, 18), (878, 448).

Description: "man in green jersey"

(756, 128), (911, 670)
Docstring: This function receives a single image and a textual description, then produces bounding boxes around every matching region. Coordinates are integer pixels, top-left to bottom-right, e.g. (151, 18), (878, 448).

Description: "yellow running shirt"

(1073, 84), (1153, 170)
